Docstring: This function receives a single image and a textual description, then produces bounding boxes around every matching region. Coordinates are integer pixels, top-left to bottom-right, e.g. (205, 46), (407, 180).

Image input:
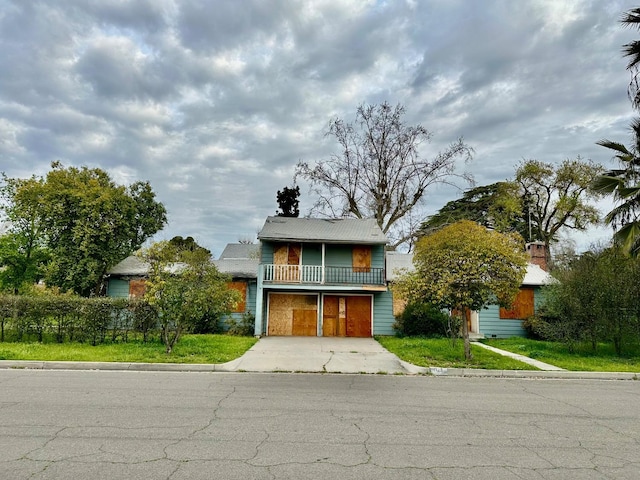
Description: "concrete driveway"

(229, 336), (420, 374)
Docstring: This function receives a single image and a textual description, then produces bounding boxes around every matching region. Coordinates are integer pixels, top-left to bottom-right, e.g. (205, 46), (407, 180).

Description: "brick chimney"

(526, 241), (547, 271)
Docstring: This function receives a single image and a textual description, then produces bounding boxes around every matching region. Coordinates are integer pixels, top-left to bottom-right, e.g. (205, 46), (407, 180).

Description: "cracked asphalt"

(0, 370), (639, 479)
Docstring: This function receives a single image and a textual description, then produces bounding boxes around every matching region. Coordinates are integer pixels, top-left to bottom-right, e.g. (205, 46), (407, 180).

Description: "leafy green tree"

(542, 246), (640, 354)
(140, 241), (240, 354)
(1, 163), (166, 296)
(296, 102), (472, 249)
(276, 186), (300, 217)
(417, 182), (525, 239)
(516, 158), (602, 258)
(394, 220), (527, 360)
(0, 233), (49, 294)
(0, 175), (49, 293)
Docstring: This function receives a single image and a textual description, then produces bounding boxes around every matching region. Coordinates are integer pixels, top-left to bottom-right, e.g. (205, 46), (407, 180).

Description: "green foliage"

(0, 163), (166, 296)
(417, 182), (526, 239)
(225, 311), (256, 336)
(140, 241), (241, 353)
(516, 158), (603, 249)
(393, 301), (449, 337)
(395, 220), (527, 360)
(540, 246), (640, 355)
(276, 186), (300, 217)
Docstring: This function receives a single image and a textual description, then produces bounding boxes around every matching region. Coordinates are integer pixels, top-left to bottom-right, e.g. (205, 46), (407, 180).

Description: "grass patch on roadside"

(483, 338), (640, 372)
(376, 336), (537, 370)
(0, 334), (257, 364)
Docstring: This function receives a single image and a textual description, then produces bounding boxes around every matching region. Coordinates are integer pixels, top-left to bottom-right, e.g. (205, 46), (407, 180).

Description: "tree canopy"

(516, 158), (602, 254)
(295, 102), (472, 249)
(394, 220), (527, 359)
(417, 182), (525, 239)
(139, 241), (240, 354)
(0, 163), (166, 296)
(275, 185), (300, 217)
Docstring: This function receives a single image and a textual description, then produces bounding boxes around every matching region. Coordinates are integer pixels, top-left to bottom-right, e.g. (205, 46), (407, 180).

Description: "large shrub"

(393, 301), (449, 337)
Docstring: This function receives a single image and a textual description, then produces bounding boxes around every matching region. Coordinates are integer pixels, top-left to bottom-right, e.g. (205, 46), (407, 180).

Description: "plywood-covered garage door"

(268, 293), (318, 336)
(322, 295), (372, 337)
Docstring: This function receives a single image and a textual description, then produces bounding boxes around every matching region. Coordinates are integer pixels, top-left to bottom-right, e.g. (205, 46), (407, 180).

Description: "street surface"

(0, 370), (638, 479)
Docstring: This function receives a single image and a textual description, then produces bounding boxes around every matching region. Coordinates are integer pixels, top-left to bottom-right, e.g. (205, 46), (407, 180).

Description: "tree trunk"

(461, 306), (473, 361)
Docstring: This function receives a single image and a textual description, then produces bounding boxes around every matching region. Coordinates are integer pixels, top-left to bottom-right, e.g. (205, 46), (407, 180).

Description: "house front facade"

(254, 216), (395, 337)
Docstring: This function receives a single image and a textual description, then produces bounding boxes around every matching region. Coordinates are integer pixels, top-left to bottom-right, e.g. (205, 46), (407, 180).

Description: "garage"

(267, 293), (318, 336)
(322, 295), (372, 337)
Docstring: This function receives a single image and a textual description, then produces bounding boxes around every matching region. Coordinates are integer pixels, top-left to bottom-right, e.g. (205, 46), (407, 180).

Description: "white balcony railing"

(262, 265), (385, 285)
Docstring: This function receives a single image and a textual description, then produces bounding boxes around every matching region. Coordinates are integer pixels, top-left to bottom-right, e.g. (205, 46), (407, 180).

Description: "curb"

(0, 359), (239, 372)
(427, 367), (640, 380)
(0, 359), (637, 380)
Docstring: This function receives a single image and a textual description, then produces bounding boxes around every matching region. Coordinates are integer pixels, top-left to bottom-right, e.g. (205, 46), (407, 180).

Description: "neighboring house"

(478, 242), (553, 339)
(385, 242), (554, 339)
(215, 244), (259, 321)
(106, 255), (149, 298)
(254, 216), (395, 337)
(106, 246), (259, 323)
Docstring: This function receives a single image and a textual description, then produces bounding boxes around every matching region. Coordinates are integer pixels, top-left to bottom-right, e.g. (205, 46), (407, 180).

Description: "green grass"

(0, 334), (257, 364)
(376, 336), (537, 370)
(483, 338), (640, 372)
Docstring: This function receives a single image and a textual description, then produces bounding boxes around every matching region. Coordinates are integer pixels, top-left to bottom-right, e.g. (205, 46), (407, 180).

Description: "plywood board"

(227, 281), (247, 313)
(346, 296), (372, 337)
(292, 309), (317, 336)
(500, 287), (535, 320)
(352, 246), (372, 273)
(268, 293), (317, 336)
(129, 279), (146, 298)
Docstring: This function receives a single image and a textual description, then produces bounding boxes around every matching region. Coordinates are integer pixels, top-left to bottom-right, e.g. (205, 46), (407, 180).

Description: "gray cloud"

(0, 0), (638, 255)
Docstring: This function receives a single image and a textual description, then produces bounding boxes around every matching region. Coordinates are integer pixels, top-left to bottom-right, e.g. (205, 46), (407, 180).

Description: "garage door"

(322, 295), (372, 337)
(267, 293), (318, 336)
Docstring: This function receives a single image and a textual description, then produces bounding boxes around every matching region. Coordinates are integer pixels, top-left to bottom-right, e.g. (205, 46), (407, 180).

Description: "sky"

(1, 0), (639, 258)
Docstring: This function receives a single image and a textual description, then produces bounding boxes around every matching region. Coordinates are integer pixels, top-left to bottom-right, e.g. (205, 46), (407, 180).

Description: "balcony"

(262, 264), (385, 286)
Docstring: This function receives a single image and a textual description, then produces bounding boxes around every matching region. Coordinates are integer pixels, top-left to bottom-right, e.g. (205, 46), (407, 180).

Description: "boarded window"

(227, 281), (247, 313)
(500, 287), (535, 319)
(129, 279), (146, 298)
(352, 246), (372, 273)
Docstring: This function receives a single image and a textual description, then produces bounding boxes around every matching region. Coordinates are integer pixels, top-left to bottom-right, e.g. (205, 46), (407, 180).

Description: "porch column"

(321, 243), (326, 284)
(254, 265), (265, 336)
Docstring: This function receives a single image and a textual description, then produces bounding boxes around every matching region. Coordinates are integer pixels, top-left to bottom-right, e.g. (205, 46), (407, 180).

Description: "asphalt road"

(0, 370), (638, 480)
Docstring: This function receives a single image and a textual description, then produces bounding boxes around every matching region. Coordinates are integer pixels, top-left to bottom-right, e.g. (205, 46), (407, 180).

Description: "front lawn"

(483, 338), (640, 372)
(0, 334), (257, 364)
(376, 336), (538, 370)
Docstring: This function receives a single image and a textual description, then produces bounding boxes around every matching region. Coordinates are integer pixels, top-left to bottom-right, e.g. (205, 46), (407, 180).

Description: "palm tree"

(594, 120), (640, 256)
(593, 8), (640, 256)
(621, 8), (640, 109)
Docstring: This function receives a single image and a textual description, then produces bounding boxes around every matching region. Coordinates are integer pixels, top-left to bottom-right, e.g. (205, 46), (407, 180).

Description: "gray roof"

(218, 243), (260, 259)
(258, 216), (387, 245)
(522, 264), (554, 286)
(107, 256), (150, 276)
(214, 258), (258, 279)
(384, 252), (553, 286)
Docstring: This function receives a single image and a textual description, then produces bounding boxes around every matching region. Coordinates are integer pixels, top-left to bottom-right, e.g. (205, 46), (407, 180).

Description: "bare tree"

(295, 102), (472, 249)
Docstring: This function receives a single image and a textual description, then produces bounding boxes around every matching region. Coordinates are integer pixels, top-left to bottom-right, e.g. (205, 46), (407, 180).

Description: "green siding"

(373, 290), (395, 335)
(221, 280), (258, 328)
(479, 286), (544, 338)
(107, 278), (129, 298)
(301, 244), (322, 265)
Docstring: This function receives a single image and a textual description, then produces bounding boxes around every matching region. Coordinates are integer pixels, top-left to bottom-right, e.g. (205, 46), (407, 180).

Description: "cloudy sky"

(1, 0), (638, 257)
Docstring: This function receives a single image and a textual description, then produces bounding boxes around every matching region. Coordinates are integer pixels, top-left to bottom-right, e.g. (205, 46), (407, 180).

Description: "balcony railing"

(262, 264), (385, 285)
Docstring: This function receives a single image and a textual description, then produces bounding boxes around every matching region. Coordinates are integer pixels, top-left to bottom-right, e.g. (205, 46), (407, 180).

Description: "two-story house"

(254, 216), (395, 337)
